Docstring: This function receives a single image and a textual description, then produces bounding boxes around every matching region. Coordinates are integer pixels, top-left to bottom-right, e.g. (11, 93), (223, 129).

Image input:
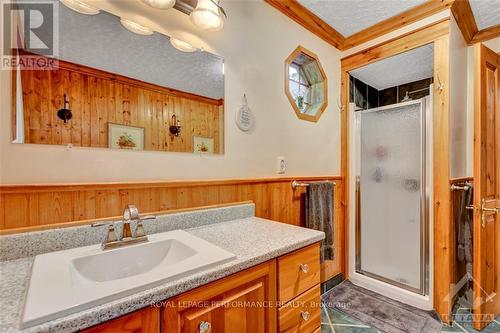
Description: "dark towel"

(305, 181), (334, 262)
(457, 183), (473, 263)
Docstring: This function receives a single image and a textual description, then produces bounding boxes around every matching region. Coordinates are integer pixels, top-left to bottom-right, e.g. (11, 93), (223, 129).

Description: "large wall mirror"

(12, 4), (224, 154)
(285, 46), (327, 122)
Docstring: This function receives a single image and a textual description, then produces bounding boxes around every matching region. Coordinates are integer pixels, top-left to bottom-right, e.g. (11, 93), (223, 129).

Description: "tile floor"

(321, 303), (500, 333)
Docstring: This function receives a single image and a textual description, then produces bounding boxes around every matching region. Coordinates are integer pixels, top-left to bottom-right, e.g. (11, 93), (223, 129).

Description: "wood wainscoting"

(0, 176), (345, 280)
(15, 56), (223, 153)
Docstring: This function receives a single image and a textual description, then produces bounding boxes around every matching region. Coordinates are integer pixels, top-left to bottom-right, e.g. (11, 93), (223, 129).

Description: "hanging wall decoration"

(235, 94), (254, 132)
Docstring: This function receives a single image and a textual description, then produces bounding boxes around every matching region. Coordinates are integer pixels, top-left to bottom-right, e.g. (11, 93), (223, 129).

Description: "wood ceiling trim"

(342, 0), (455, 50)
(264, 0), (345, 49)
(450, 0), (500, 44)
(451, 0), (478, 43)
(265, 0), (453, 51)
(471, 24), (500, 44)
(341, 18), (450, 72)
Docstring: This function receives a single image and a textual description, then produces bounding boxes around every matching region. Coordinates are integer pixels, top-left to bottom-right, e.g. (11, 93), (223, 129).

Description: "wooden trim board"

(471, 24), (500, 44)
(343, 0), (454, 50)
(264, 0), (344, 49)
(451, 0), (500, 44)
(451, 0), (478, 43)
(340, 19), (452, 322)
(265, 0), (453, 51)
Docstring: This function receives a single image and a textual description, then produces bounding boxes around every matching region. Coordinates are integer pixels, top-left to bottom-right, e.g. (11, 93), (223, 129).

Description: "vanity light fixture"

(120, 18), (154, 35)
(190, 0), (226, 31)
(60, 0), (100, 15)
(169, 114), (182, 137)
(140, 0), (176, 9)
(170, 38), (197, 52)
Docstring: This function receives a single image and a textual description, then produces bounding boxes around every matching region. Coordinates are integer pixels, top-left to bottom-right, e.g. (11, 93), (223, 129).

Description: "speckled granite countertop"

(0, 212), (324, 333)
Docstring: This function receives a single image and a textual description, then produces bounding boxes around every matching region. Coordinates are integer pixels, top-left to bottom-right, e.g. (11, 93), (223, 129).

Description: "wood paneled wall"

(0, 176), (345, 277)
(17, 58), (223, 153)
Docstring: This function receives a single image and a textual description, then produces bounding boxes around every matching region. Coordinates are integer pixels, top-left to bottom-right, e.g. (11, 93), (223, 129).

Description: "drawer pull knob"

(300, 264), (309, 273)
(300, 311), (311, 321)
(199, 321), (211, 333)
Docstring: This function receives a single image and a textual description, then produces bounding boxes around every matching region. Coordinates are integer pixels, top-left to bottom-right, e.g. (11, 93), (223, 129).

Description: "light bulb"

(190, 0), (224, 31)
(140, 0), (175, 9)
(120, 18), (154, 35)
(60, 0), (100, 15)
(170, 38), (197, 52)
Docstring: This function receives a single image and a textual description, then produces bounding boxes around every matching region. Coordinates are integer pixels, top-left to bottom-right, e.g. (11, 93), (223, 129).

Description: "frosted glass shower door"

(356, 100), (426, 293)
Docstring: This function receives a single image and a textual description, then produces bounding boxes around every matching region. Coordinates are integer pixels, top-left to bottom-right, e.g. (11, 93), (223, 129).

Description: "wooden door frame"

(340, 18), (453, 322)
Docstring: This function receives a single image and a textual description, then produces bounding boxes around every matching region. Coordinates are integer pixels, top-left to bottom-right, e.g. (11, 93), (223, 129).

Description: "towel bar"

(450, 184), (471, 191)
(291, 180), (336, 190)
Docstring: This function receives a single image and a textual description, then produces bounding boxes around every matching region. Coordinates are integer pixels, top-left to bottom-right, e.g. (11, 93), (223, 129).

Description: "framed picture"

(193, 136), (214, 154)
(108, 123), (144, 150)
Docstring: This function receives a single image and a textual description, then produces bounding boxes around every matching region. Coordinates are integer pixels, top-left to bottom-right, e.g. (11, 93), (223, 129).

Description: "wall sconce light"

(57, 94), (72, 123)
(169, 114), (181, 136)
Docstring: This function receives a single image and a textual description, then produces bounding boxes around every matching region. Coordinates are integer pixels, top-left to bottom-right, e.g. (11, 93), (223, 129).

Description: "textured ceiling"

(298, 0), (427, 36)
(349, 44), (434, 90)
(469, 0), (500, 30)
(57, 4), (224, 99)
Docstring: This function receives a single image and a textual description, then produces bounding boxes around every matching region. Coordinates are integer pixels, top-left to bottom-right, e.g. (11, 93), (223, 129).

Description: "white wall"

(449, 15), (469, 179)
(0, 1), (342, 184)
(484, 37), (500, 52)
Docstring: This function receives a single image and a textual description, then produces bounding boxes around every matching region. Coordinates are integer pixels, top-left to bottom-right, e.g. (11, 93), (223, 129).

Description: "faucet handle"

(105, 224), (118, 243)
(135, 222), (147, 238)
(122, 221), (133, 239)
(123, 205), (139, 221)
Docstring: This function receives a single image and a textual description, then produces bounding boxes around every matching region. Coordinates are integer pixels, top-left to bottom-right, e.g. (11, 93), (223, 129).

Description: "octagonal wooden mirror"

(285, 46), (328, 122)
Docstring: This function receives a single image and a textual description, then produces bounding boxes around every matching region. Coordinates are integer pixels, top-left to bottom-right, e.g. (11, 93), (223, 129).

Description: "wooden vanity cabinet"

(277, 243), (321, 333)
(163, 260), (277, 333)
(79, 243), (321, 333)
(80, 307), (160, 333)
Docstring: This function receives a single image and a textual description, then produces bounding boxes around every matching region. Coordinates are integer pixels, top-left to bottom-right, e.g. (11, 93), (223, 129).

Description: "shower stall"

(349, 97), (433, 310)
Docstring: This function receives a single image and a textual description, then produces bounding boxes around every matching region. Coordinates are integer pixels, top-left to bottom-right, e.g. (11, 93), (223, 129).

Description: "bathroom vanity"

(83, 243), (320, 333)
(0, 203), (324, 333)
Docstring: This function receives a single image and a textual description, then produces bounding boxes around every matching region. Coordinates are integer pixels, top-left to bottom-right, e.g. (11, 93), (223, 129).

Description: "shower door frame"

(341, 20), (452, 319)
(353, 99), (429, 296)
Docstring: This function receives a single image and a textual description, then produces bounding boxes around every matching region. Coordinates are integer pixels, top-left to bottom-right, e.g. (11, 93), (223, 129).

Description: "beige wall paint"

(449, 15), (469, 179)
(0, 1), (342, 184)
(483, 37), (500, 52)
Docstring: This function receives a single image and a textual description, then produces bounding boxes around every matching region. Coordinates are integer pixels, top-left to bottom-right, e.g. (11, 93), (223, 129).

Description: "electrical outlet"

(277, 156), (286, 174)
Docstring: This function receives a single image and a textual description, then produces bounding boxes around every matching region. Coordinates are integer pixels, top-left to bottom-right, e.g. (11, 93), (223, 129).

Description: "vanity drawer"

(80, 307), (160, 333)
(278, 243), (320, 303)
(278, 285), (321, 333)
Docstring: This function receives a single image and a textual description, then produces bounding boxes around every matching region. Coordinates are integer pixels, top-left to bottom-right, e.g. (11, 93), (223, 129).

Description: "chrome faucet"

(92, 205), (156, 250)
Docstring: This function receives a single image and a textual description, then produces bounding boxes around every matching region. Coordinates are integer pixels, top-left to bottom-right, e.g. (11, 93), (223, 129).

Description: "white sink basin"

(72, 239), (197, 282)
(22, 230), (236, 328)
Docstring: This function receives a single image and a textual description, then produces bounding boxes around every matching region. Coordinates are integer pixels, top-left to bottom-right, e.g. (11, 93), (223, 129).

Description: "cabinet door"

(163, 261), (277, 333)
(80, 307), (159, 333)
